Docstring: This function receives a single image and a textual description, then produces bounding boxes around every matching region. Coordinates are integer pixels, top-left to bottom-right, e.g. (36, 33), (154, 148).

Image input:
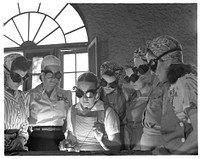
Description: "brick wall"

(74, 3), (197, 68)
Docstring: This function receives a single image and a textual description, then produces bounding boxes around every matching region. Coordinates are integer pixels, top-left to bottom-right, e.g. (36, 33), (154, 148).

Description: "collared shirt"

(4, 89), (29, 140)
(100, 84), (129, 124)
(27, 84), (72, 126)
(160, 73), (197, 153)
(142, 75), (163, 131)
(169, 73), (197, 121)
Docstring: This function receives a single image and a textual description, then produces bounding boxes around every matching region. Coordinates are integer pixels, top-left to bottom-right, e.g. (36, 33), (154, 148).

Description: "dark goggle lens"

(132, 67), (138, 74)
(109, 80), (118, 88)
(10, 72), (29, 83)
(100, 78), (108, 87)
(124, 73), (139, 83)
(130, 74), (140, 83)
(138, 64), (149, 75)
(75, 88), (96, 98)
(100, 78), (118, 88)
(124, 76), (130, 83)
(148, 59), (158, 72)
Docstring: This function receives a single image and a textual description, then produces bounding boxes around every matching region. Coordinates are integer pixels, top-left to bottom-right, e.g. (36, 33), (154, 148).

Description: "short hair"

(78, 72), (99, 88)
(11, 56), (32, 72)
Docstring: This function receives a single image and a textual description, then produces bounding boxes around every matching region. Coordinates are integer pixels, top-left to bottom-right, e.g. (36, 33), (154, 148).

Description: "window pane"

(32, 57), (43, 73)
(14, 13), (28, 42)
(64, 54), (75, 72)
(34, 16), (59, 45)
(64, 73), (75, 91)
(29, 13), (45, 41)
(4, 20), (23, 46)
(65, 27), (88, 43)
(39, 28), (65, 45)
(57, 4), (84, 34)
(32, 75), (42, 89)
(76, 53), (88, 71)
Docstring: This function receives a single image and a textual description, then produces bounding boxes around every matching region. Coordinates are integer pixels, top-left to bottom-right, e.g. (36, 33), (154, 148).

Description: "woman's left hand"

(93, 122), (105, 142)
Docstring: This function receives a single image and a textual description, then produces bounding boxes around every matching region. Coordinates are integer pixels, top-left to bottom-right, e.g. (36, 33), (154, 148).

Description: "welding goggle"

(41, 70), (62, 80)
(100, 78), (118, 89)
(124, 64), (149, 83)
(147, 48), (182, 72)
(73, 86), (98, 98)
(4, 66), (30, 83)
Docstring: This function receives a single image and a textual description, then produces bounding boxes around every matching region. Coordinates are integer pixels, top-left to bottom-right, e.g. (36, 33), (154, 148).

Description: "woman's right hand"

(59, 132), (77, 151)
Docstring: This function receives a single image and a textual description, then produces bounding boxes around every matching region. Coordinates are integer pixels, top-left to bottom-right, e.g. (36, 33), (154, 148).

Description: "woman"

(99, 61), (132, 149)
(146, 35), (197, 155)
(27, 55), (72, 151)
(4, 53), (32, 152)
(60, 72), (121, 151)
(124, 48), (157, 150)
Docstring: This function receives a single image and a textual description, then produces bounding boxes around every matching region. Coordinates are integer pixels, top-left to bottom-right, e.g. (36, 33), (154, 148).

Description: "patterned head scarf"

(126, 48), (147, 68)
(146, 35), (183, 64)
(100, 61), (124, 79)
(4, 53), (22, 70)
(4, 53), (22, 88)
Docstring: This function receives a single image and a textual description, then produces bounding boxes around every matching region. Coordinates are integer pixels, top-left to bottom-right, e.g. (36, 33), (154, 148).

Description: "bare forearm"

(99, 137), (121, 151)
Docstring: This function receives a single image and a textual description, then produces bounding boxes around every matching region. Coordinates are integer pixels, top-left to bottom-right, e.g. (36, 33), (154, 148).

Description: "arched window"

(4, 2), (90, 104)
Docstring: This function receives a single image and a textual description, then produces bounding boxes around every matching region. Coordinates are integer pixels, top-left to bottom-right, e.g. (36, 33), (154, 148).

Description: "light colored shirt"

(169, 73), (197, 121)
(66, 100), (120, 151)
(27, 84), (72, 126)
(4, 90), (29, 140)
(160, 73), (197, 153)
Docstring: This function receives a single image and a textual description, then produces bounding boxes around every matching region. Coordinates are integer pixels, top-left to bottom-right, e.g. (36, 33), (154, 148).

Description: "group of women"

(4, 35), (197, 155)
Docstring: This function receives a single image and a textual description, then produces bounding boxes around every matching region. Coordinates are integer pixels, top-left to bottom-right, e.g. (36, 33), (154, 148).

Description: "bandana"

(100, 61), (124, 79)
(146, 35), (183, 63)
(4, 53), (22, 70)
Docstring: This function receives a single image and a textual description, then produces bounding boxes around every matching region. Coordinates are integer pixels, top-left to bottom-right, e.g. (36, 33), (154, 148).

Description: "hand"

(8, 136), (26, 151)
(59, 139), (76, 151)
(152, 146), (170, 155)
(93, 122), (105, 142)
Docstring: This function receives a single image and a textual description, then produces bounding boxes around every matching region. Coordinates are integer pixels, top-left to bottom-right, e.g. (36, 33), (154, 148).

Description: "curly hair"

(11, 56), (32, 72)
(167, 63), (197, 84)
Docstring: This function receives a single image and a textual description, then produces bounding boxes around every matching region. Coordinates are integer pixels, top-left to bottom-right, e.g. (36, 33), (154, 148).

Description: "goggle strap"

(156, 48), (182, 61)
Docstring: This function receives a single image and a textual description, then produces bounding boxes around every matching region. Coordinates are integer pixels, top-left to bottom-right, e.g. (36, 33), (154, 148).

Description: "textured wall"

(74, 3), (197, 67)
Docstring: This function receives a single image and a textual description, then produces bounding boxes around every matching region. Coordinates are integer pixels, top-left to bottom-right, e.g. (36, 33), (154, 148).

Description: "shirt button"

(179, 122), (184, 127)
(181, 138), (185, 142)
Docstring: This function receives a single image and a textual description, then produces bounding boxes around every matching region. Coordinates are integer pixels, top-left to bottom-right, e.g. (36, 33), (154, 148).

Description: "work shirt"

(27, 84), (72, 126)
(100, 84), (130, 125)
(142, 76), (162, 132)
(161, 73), (197, 153)
(66, 100), (120, 151)
(4, 89), (29, 141)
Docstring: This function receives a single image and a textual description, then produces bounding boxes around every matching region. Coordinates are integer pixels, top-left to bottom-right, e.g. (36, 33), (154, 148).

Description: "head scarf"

(146, 35), (183, 64)
(4, 53), (22, 70)
(4, 53), (22, 93)
(41, 55), (61, 70)
(126, 48), (147, 68)
(100, 61), (124, 79)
